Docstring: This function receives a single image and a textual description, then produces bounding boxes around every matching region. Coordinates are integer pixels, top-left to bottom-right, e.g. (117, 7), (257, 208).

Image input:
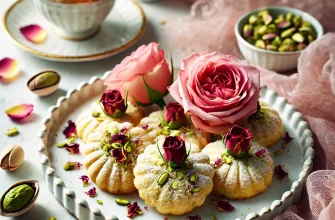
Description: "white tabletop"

(0, 1), (189, 219)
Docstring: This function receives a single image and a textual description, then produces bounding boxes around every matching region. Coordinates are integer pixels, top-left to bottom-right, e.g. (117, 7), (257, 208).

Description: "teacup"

(33, 0), (115, 40)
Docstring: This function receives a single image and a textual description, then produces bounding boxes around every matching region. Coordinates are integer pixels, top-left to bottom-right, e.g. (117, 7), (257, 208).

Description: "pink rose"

(169, 52), (260, 134)
(105, 42), (171, 105)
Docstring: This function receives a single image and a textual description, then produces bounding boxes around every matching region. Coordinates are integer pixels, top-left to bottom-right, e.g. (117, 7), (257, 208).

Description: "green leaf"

(157, 142), (167, 164)
(124, 89), (129, 109)
(142, 75), (163, 103)
(160, 117), (168, 127)
(169, 49), (174, 86)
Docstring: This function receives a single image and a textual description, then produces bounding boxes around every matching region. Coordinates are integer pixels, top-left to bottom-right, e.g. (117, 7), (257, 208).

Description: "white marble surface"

(0, 1), (190, 219)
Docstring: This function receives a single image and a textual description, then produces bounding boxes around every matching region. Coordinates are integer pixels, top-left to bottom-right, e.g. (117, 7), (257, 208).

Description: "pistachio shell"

(0, 145), (24, 171)
(255, 39), (265, 49)
(286, 13), (293, 22)
(262, 33), (277, 40)
(266, 45), (278, 51)
(27, 71), (60, 96)
(278, 20), (291, 29)
(281, 28), (296, 38)
(292, 33), (305, 43)
(248, 15), (257, 25)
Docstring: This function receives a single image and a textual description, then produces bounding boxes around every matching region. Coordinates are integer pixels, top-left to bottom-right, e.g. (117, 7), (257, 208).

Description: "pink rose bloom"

(105, 42), (171, 105)
(169, 52), (260, 134)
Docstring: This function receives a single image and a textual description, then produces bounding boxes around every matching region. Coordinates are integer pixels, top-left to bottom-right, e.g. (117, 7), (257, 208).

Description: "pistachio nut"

(176, 171), (184, 180)
(285, 13), (293, 22)
(302, 21), (311, 27)
(292, 33), (304, 43)
(157, 172), (169, 186)
(262, 33), (277, 41)
(282, 38), (295, 46)
(281, 27), (296, 38)
(257, 10), (269, 18)
(266, 24), (277, 34)
(307, 35), (315, 43)
(248, 15), (257, 24)
(0, 145), (24, 171)
(92, 111), (100, 118)
(293, 15), (302, 27)
(189, 173), (197, 183)
(299, 26), (312, 36)
(2, 183), (35, 213)
(5, 127), (19, 137)
(28, 71), (60, 91)
(258, 26), (267, 35)
(243, 25), (253, 38)
(255, 40), (265, 49)
(262, 13), (272, 25)
(278, 20), (291, 29)
(271, 36), (282, 47)
(115, 198), (130, 206)
(266, 45), (278, 51)
(274, 14), (284, 24)
(191, 188), (201, 193)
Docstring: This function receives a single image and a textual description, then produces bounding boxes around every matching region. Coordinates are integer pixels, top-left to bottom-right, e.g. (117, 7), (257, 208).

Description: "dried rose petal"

(282, 132), (293, 144)
(79, 175), (89, 186)
(111, 133), (127, 144)
(111, 147), (127, 163)
(0, 58), (20, 82)
(255, 149), (266, 157)
(20, 24), (47, 43)
(212, 200), (235, 212)
(65, 143), (80, 154)
(144, 206), (148, 211)
(141, 124), (149, 130)
(127, 202), (143, 218)
(186, 215), (202, 220)
(85, 187), (97, 197)
(63, 120), (76, 138)
(214, 157), (223, 167)
(5, 104), (33, 120)
(275, 165), (289, 180)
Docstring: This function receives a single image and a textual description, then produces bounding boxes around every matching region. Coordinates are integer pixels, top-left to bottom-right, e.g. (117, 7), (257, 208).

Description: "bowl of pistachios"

(234, 6), (323, 72)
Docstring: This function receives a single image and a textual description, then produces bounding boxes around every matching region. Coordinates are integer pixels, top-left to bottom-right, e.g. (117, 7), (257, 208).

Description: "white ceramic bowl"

(235, 6), (323, 72)
(33, 0), (115, 40)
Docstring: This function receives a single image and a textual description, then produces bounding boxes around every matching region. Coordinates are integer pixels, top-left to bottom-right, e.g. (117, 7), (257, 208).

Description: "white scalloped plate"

(38, 71), (314, 220)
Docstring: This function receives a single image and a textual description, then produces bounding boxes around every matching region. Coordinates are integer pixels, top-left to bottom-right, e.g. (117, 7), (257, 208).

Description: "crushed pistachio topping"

(5, 127), (19, 136)
(63, 161), (82, 171)
(220, 153), (233, 164)
(99, 128), (137, 163)
(97, 200), (103, 205)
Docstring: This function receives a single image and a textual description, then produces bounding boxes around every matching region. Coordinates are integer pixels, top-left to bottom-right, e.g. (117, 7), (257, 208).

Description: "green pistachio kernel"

(266, 45), (278, 51)
(258, 26), (267, 35)
(243, 24), (253, 38)
(255, 39), (265, 49)
(274, 14), (284, 24)
(161, 130), (170, 136)
(286, 12), (293, 22)
(168, 166), (175, 172)
(302, 21), (311, 27)
(279, 44), (295, 52)
(191, 188), (201, 193)
(115, 198), (130, 206)
(266, 24), (277, 34)
(157, 172), (169, 186)
(282, 38), (295, 46)
(307, 35), (314, 43)
(262, 13), (272, 25)
(63, 162), (75, 170)
(97, 200), (103, 205)
(253, 25), (262, 39)
(299, 26), (312, 36)
(177, 171), (184, 180)
(158, 159), (166, 165)
(67, 136), (76, 145)
(112, 143), (121, 149)
(189, 173), (197, 183)
(293, 15), (302, 27)
(56, 142), (67, 148)
(292, 33), (304, 43)
(3, 184), (35, 212)
(257, 10), (269, 18)
(5, 127), (19, 136)
(249, 15), (258, 24)
(271, 36), (282, 47)
(49, 216), (56, 220)
(29, 71), (59, 91)
(92, 111), (100, 118)
(281, 28), (296, 38)
(172, 181), (178, 189)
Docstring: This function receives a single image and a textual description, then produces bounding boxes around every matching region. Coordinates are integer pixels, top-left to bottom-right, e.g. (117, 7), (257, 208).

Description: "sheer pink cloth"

(165, 1), (335, 219)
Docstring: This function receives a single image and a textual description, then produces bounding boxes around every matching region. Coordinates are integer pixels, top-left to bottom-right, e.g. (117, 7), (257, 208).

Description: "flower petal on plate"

(5, 104), (34, 120)
(0, 58), (20, 81)
(20, 24), (47, 43)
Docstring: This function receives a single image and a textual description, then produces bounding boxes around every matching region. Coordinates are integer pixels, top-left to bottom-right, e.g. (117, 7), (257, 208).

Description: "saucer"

(3, 0), (146, 62)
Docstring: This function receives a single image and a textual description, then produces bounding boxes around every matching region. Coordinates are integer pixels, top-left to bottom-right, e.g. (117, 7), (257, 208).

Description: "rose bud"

(224, 125), (252, 157)
(161, 102), (186, 129)
(100, 90), (127, 118)
(163, 136), (187, 167)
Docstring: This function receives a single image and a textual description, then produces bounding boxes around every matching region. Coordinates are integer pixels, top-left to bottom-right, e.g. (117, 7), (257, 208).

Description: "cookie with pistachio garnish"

(246, 101), (283, 147)
(76, 90), (143, 143)
(133, 102), (210, 150)
(134, 136), (214, 215)
(83, 124), (143, 194)
(202, 125), (274, 200)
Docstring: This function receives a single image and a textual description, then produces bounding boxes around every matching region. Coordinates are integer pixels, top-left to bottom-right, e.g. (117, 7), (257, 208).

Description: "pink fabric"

(165, 0), (335, 60)
(166, 1), (335, 218)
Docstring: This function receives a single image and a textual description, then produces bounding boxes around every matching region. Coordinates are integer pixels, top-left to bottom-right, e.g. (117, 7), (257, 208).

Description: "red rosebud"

(100, 90), (127, 118)
(85, 187), (96, 197)
(163, 136), (186, 165)
(63, 120), (76, 138)
(224, 125), (252, 157)
(162, 102), (186, 129)
(111, 147), (127, 163)
(127, 202), (143, 218)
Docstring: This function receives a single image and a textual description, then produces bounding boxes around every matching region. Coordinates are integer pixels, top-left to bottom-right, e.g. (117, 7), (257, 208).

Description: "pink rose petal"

(5, 104), (34, 120)
(0, 58), (20, 82)
(20, 24), (47, 43)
